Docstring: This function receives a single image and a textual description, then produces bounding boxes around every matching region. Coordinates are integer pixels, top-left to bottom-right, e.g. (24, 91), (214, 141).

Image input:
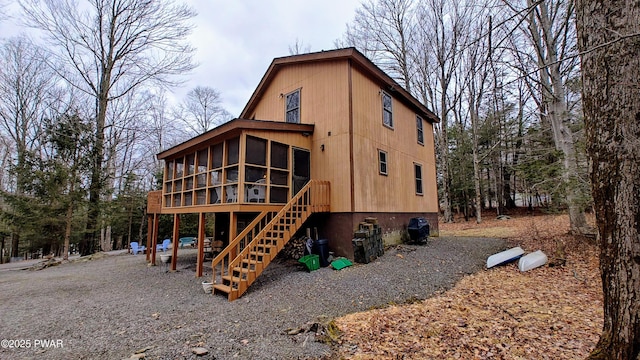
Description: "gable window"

(382, 91), (393, 128)
(378, 150), (388, 175)
(285, 89), (300, 124)
(414, 163), (423, 195)
(416, 115), (424, 145)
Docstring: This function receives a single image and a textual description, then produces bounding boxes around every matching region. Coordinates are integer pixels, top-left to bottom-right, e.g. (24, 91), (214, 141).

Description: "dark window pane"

(185, 176), (193, 190)
(246, 136), (267, 165)
(211, 143), (223, 168)
(224, 185), (238, 203)
(175, 158), (184, 177)
(198, 150), (208, 172)
(173, 194), (181, 207)
(196, 174), (206, 188)
(417, 116), (424, 144)
(196, 190), (206, 205)
(379, 150), (387, 175)
(293, 149), (310, 177)
(186, 154), (195, 175)
(270, 170), (288, 186)
(166, 160), (174, 180)
(164, 195), (171, 207)
(382, 92), (393, 127)
(226, 137), (239, 165)
(209, 187), (221, 204)
(225, 166), (238, 183)
(184, 192), (192, 206)
(270, 187), (288, 203)
(271, 142), (289, 169)
(415, 164), (423, 194)
(210, 170), (222, 185)
(174, 179), (182, 192)
(245, 166), (266, 183)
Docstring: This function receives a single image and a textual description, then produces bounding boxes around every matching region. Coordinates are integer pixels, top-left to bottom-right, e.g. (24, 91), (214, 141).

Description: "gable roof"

(240, 47), (439, 123)
(156, 119), (314, 160)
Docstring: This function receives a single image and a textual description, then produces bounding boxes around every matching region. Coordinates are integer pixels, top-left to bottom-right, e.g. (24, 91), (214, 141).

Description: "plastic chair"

(161, 239), (171, 252)
(247, 179), (266, 203)
(130, 242), (146, 255)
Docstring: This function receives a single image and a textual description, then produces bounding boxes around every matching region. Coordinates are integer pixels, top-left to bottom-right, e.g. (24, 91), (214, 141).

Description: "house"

(145, 47), (439, 301)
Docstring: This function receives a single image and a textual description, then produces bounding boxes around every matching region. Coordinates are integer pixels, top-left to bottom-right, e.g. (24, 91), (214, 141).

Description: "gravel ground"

(0, 236), (505, 360)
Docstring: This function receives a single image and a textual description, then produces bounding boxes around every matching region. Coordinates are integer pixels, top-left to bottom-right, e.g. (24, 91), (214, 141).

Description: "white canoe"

(486, 247), (525, 268)
(518, 250), (548, 272)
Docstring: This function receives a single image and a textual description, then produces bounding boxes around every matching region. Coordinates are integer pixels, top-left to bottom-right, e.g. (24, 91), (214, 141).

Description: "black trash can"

(407, 217), (430, 244)
(312, 239), (330, 267)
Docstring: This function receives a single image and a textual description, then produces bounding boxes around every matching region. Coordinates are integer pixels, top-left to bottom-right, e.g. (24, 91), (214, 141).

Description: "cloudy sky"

(1, 0), (362, 116)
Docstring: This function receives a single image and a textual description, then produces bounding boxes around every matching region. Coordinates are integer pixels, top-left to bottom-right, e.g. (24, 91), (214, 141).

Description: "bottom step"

(213, 283), (231, 294)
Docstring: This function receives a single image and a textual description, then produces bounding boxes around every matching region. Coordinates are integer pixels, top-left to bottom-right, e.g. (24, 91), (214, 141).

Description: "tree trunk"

(527, 0), (588, 233)
(439, 103), (453, 223)
(576, 1), (640, 358)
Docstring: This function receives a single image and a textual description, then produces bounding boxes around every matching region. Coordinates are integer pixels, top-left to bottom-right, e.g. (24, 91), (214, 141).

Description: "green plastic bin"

(299, 254), (320, 271)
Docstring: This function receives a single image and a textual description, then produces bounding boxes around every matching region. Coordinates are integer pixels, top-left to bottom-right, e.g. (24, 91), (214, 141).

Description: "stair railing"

(211, 210), (275, 286)
(225, 180), (330, 293)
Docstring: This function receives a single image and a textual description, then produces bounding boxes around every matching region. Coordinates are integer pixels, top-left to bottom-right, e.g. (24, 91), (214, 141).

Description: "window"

(382, 91), (393, 128)
(416, 115), (424, 145)
(414, 163), (423, 195)
(271, 142), (289, 169)
(285, 89), (300, 123)
(378, 150), (388, 175)
(226, 137), (239, 165)
(246, 136), (267, 165)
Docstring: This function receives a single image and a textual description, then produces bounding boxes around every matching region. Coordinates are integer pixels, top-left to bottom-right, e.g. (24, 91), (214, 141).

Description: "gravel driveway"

(0, 236), (505, 360)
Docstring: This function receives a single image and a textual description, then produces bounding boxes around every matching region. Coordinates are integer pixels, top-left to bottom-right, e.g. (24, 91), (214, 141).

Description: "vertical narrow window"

(416, 115), (424, 145)
(378, 150), (388, 175)
(285, 89), (300, 123)
(382, 91), (393, 128)
(414, 163), (423, 195)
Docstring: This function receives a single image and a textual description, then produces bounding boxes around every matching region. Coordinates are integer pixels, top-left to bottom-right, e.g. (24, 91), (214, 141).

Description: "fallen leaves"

(332, 212), (603, 359)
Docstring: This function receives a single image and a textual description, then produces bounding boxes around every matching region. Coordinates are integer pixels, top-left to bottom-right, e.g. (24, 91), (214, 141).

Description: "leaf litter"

(332, 212), (602, 359)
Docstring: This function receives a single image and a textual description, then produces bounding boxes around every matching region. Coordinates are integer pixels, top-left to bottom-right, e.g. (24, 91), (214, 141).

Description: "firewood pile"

(279, 235), (312, 260)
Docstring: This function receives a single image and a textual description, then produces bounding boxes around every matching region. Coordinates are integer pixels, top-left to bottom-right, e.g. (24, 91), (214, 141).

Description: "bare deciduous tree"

(288, 38), (311, 55)
(576, 0), (640, 357)
(0, 36), (55, 258)
(339, 0), (415, 92)
(505, 0), (588, 232)
(174, 86), (232, 135)
(20, 0), (196, 255)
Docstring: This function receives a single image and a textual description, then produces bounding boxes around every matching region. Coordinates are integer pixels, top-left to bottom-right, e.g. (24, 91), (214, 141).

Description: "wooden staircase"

(210, 180), (330, 301)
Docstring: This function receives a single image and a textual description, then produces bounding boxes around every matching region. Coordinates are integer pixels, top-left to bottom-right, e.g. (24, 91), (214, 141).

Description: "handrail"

(226, 180), (330, 291)
(211, 210), (275, 285)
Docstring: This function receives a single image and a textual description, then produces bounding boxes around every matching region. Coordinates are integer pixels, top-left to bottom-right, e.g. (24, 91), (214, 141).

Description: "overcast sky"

(0, 0), (362, 117)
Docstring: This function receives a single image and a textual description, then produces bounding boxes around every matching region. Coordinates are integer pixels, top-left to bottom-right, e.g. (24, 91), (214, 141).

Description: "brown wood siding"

(350, 67), (438, 213)
(251, 60), (353, 212)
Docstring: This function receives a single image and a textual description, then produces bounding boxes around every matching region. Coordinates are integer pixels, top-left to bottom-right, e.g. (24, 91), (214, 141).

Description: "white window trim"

(285, 88), (301, 124)
(381, 91), (393, 129)
(416, 115), (424, 145)
(378, 150), (388, 176)
(414, 162), (423, 195)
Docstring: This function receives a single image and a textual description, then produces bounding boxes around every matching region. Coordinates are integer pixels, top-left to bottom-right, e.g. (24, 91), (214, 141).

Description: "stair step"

(242, 259), (262, 265)
(222, 275), (242, 283)
(213, 284), (231, 294)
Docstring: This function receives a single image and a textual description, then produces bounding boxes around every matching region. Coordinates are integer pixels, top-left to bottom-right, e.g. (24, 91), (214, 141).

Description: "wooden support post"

(229, 211), (237, 259)
(150, 213), (159, 265)
(196, 212), (206, 277)
(171, 214), (180, 271)
(144, 215), (152, 255)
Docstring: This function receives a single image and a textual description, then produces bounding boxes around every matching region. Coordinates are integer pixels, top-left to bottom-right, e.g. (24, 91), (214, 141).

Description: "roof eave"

(156, 119), (315, 160)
